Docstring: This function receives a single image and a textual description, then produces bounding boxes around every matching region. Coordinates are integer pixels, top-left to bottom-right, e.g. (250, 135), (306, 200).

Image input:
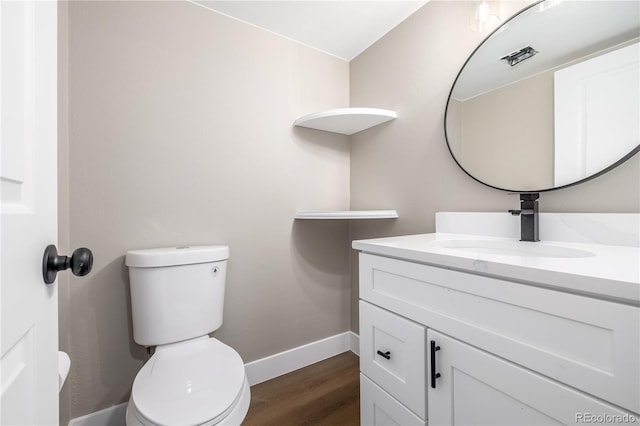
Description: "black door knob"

(42, 245), (93, 285)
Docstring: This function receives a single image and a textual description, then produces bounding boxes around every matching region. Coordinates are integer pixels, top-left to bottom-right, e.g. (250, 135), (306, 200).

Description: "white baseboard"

(68, 402), (127, 426)
(68, 332), (360, 425)
(246, 331), (359, 385)
(350, 331), (360, 356)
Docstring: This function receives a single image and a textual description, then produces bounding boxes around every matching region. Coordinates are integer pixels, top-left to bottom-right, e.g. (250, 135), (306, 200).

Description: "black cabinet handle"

(376, 350), (391, 360)
(430, 340), (441, 388)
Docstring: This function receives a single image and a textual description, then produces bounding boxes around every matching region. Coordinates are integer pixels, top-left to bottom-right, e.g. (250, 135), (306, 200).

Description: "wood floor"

(243, 351), (360, 426)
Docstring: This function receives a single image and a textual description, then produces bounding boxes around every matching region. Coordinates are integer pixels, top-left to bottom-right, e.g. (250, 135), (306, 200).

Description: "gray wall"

(58, 1), (72, 422)
(456, 71), (554, 190)
(60, 1), (351, 421)
(349, 0), (640, 331)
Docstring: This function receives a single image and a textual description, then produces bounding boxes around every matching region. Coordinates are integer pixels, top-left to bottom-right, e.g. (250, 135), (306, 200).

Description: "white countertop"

(352, 233), (640, 305)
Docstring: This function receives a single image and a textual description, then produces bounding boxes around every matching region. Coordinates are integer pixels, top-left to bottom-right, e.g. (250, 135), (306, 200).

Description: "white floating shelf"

(295, 210), (399, 220)
(293, 108), (397, 135)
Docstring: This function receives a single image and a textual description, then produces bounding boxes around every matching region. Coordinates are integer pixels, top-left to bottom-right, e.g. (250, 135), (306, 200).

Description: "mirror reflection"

(445, 0), (640, 192)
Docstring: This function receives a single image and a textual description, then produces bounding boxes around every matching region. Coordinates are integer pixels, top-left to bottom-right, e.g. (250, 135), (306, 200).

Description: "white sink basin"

(432, 239), (595, 258)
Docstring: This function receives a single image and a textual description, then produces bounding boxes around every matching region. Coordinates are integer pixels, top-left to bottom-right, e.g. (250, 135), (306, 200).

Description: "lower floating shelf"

(295, 210), (398, 220)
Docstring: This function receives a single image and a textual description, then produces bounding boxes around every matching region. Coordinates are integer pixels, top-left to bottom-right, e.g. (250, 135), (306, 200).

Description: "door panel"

(1, 1), (59, 424)
(554, 42), (639, 186)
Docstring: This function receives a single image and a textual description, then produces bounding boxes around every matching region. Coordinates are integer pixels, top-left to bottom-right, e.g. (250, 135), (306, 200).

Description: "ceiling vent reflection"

(500, 46), (539, 67)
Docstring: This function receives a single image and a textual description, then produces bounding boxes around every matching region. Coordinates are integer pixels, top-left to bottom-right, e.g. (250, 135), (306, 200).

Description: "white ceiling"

(452, 1), (640, 100)
(191, 0), (429, 61)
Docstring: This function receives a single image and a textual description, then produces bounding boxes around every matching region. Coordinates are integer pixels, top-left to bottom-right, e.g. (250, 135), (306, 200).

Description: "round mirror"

(445, 0), (640, 192)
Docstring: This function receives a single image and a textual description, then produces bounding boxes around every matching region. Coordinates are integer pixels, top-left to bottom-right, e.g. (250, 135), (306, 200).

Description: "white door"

(1, 1), (59, 424)
(554, 42), (640, 187)
(427, 330), (634, 426)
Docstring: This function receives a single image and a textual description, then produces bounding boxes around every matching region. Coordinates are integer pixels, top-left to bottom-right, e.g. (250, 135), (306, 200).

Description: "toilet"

(124, 245), (250, 426)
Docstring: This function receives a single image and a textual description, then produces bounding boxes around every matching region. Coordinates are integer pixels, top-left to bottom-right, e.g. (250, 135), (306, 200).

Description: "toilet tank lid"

(126, 245), (229, 268)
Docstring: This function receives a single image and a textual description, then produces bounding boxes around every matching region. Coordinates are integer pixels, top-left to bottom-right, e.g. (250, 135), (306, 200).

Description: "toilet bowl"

(126, 337), (250, 426)
(125, 246), (249, 426)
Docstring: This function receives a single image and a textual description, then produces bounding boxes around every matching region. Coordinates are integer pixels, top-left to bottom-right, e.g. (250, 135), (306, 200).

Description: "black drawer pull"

(376, 350), (391, 360)
(430, 340), (441, 388)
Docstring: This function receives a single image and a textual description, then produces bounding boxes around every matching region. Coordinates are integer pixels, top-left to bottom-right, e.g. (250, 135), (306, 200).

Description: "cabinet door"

(427, 330), (635, 426)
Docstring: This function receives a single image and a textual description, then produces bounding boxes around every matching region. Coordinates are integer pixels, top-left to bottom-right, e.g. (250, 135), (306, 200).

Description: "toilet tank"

(125, 245), (229, 347)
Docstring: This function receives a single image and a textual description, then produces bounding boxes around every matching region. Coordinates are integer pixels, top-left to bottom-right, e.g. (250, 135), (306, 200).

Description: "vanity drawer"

(360, 374), (425, 426)
(359, 253), (640, 413)
(360, 301), (426, 419)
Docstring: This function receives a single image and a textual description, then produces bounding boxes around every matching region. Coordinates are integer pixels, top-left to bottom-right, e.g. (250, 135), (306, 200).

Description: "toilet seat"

(130, 337), (247, 426)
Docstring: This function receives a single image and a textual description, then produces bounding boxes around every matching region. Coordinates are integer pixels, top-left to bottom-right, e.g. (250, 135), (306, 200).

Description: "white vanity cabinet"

(357, 250), (640, 425)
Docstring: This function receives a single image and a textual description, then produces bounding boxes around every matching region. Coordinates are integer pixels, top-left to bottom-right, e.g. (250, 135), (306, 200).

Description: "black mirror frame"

(443, 0), (640, 194)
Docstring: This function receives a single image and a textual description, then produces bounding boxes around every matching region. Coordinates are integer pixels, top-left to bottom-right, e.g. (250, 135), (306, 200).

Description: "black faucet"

(508, 193), (539, 242)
